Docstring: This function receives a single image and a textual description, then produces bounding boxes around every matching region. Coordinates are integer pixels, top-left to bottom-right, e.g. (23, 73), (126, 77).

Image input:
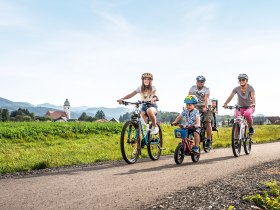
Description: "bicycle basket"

(174, 128), (188, 138)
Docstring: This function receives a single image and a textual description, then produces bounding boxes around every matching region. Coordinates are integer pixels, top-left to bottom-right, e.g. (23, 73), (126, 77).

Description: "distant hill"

(0, 97), (131, 120)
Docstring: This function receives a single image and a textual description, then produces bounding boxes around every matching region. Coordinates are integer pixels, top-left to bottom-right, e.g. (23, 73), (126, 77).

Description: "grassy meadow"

(0, 122), (279, 175)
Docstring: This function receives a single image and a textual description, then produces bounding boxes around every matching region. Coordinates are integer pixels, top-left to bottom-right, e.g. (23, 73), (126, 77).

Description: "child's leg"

(146, 107), (157, 127)
(193, 132), (200, 147)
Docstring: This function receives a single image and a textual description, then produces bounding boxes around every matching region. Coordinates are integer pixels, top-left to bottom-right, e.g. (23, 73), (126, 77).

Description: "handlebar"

(223, 105), (255, 110)
(171, 122), (195, 129)
(118, 99), (158, 106)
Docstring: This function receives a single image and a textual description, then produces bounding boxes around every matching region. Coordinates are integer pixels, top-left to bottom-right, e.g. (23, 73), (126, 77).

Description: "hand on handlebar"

(117, 99), (124, 104)
(171, 122), (178, 126)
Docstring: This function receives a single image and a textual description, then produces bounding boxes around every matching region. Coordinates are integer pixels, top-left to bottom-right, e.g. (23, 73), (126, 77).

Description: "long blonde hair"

(141, 79), (153, 99)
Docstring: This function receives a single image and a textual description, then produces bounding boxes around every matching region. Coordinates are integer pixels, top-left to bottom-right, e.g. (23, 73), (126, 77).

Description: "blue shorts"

(141, 103), (158, 115)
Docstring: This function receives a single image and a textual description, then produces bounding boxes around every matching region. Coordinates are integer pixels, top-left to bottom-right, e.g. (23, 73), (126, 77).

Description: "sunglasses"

(239, 79), (247, 82)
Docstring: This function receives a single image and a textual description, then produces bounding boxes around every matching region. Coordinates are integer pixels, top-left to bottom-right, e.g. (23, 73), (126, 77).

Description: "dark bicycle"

(119, 100), (163, 164)
(225, 105), (253, 157)
(199, 108), (218, 153)
(173, 123), (200, 164)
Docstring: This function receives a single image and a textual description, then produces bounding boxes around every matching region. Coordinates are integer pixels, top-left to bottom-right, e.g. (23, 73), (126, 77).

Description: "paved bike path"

(0, 142), (279, 210)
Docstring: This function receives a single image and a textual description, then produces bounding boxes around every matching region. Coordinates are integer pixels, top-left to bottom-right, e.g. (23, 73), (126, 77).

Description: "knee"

(243, 112), (251, 119)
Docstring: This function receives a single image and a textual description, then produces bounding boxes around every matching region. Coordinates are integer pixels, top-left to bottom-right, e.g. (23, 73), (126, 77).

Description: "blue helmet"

(184, 95), (198, 104)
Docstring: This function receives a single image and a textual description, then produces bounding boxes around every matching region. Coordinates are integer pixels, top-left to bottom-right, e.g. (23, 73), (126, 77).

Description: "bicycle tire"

(147, 124), (163, 161)
(231, 123), (241, 157)
(120, 121), (140, 164)
(200, 126), (211, 153)
(191, 150), (200, 162)
(243, 126), (252, 155)
(174, 143), (185, 164)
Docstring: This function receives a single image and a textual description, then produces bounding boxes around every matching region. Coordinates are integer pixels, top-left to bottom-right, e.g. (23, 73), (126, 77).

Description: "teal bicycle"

(119, 100), (163, 164)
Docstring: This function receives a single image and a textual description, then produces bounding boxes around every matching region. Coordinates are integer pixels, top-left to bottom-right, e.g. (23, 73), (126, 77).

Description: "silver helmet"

(238, 73), (248, 80)
(196, 75), (206, 82)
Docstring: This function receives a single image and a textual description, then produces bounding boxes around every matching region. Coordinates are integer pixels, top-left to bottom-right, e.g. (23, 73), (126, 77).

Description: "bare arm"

(195, 115), (200, 128)
(151, 90), (157, 104)
(117, 91), (137, 104)
(251, 91), (256, 106)
(204, 93), (209, 109)
(223, 91), (235, 107)
(172, 115), (182, 125)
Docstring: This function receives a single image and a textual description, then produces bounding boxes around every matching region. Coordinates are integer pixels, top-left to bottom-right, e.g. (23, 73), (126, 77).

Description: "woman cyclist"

(117, 72), (159, 134)
(223, 73), (256, 134)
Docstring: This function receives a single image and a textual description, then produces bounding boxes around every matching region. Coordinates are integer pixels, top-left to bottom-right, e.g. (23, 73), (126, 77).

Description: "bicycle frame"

(120, 100), (163, 164)
(234, 115), (248, 141)
(173, 124), (200, 164)
(226, 105), (252, 157)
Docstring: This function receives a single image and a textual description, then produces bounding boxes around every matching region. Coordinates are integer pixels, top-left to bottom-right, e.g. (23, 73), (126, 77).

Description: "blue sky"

(1, 0), (280, 116)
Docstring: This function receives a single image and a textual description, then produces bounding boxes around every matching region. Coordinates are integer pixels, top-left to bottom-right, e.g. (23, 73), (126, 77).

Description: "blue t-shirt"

(180, 108), (200, 126)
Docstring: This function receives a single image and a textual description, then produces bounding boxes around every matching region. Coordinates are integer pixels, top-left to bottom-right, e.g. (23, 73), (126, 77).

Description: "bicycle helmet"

(184, 95), (198, 104)
(238, 73), (248, 80)
(141, 72), (153, 80)
(196, 75), (206, 82)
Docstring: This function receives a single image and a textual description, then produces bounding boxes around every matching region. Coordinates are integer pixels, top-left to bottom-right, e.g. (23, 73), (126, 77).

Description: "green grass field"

(0, 122), (279, 175)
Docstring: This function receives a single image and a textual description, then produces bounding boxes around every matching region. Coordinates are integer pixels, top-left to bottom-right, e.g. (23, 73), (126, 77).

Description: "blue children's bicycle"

(119, 100), (163, 164)
(173, 123), (200, 164)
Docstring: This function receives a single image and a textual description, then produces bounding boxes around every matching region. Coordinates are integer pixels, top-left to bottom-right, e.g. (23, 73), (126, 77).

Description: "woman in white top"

(117, 72), (159, 134)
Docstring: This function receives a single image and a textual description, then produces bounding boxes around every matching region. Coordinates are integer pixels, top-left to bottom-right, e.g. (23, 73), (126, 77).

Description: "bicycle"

(119, 100), (163, 164)
(199, 109), (218, 153)
(173, 123), (200, 164)
(224, 105), (253, 157)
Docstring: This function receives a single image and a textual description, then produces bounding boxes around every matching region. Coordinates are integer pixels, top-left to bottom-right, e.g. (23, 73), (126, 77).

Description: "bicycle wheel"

(147, 124), (163, 161)
(174, 143), (184, 164)
(191, 147), (200, 162)
(243, 126), (251, 155)
(231, 123), (241, 157)
(120, 121), (140, 164)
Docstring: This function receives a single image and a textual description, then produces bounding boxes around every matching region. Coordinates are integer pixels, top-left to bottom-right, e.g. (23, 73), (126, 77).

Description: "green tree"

(78, 112), (89, 121)
(95, 110), (105, 120)
(10, 108), (34, 121)
(0, 109), (8, 121)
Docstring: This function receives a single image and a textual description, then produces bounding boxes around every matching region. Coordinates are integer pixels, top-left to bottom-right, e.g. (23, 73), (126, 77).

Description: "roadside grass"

(0, 123), (279, 175)
(243, 180), (280, 209)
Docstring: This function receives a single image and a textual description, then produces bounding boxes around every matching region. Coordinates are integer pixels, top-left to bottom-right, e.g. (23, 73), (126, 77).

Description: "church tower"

(63, 98), (71, 120)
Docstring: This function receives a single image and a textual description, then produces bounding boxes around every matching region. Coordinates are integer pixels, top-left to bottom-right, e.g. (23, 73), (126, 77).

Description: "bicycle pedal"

(160, 147), (166, 150)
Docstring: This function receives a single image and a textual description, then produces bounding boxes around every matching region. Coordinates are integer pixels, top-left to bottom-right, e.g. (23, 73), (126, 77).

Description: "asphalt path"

(0, 141), (279, 210)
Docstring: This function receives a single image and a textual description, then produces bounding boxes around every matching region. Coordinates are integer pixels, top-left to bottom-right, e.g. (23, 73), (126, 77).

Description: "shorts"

(188, 127), (201, 135)
(197, 105), (213, 122)
(141, 103), (158, 114)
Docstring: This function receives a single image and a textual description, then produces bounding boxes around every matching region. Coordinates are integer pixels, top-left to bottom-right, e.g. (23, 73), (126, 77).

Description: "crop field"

(0, 122), (279, 175)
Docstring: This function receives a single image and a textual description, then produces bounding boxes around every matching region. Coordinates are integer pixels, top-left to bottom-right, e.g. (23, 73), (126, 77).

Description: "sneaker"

(249, 127), (255, 135)
(192, 146), (200, 153)
(205, 139), (211, 148)
(150, 125), (159, 135)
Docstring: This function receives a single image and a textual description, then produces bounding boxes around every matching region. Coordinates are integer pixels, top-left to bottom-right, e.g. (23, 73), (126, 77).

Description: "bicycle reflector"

(174, 129), (188, 138)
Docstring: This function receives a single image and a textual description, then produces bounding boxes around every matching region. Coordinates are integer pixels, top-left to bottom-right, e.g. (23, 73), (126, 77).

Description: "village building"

(45, 99), (71, 122)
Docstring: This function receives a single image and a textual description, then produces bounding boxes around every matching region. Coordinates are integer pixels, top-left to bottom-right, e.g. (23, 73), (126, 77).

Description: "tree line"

(0, 108), (107, 122)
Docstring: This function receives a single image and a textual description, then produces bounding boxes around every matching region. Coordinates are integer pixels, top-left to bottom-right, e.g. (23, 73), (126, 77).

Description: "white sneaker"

(150, 126), (159, 135)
